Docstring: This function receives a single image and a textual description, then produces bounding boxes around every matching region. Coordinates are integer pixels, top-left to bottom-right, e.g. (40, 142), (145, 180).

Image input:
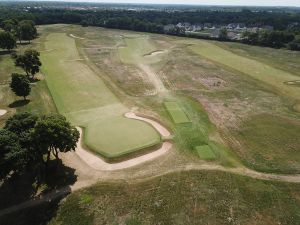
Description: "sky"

(41, 0), (300, 7)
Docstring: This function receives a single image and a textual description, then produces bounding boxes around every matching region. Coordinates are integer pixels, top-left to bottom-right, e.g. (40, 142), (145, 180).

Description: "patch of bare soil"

(198, 77), (227, 89)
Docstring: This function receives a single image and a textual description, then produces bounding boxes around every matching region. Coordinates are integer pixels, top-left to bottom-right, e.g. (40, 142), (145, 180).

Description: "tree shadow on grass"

(0, 159), (77, 225)
(0, 50), (13, 56)
(8, 99), (30, 108)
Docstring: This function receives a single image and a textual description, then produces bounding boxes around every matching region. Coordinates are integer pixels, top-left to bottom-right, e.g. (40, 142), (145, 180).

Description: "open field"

(40, 32), (161, 159)
(48, 171), (300, 225)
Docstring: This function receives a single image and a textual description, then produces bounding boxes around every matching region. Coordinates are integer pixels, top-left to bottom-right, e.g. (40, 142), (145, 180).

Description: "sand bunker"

(144, 50), (167, 57)
(70, 34), (85, 40)
(284, 80), (300, 86)
(0, 109), (7, 116)
(75, 113), (172, 171)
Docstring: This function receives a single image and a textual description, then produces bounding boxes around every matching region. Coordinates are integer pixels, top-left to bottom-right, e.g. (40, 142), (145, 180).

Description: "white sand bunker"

(144, 50), (167, 57)
(0, 109), (7, 116)
(70, 34), (85, 40)
(74, 113), (172, 171)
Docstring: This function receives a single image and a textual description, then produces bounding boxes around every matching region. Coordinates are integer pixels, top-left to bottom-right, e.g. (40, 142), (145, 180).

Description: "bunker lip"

(75, 112), (172, 171)
(124, 112), (171, 137)
(69, 34), (85, 40)
(143, 50), (167, 57)
(74, 113), (172, 171)
(0, 109), (7, 116)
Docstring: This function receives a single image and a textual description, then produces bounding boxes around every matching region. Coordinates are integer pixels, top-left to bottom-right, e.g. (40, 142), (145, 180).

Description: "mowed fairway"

(189, 40), (300, 101)
(164, 102), (190, 124)
(41, 33), (161, 158)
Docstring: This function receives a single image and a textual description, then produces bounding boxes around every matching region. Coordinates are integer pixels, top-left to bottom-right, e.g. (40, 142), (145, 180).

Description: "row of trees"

(1, 5), (300, 50)
(242, 30), (300, 49)
(10, 49), (42, 100)
(0, 112), (79, 183)
(0, 19), (37, 51)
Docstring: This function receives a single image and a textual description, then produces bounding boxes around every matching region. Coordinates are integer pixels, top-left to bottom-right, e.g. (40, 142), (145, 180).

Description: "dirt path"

(1, 161), (300, 217)
(74, 112), (172, 171)
(138, 64), (167, 93)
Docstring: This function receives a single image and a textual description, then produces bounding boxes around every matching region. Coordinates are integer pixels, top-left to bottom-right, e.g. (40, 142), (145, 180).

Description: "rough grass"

(164, 101), (190, 124)
(49, 170), (300, 225)
(232, 114), (300, 173)
(40, 32), (161, 158)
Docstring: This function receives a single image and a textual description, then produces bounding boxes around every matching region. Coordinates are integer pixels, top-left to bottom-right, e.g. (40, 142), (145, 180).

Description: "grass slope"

(41, 33), (161, 158)
(189, 40), (300, 101)
(49, 171), (300, 225)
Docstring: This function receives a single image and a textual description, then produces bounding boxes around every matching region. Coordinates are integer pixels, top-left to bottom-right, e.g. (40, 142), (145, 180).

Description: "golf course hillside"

(41, 32), (161, 159)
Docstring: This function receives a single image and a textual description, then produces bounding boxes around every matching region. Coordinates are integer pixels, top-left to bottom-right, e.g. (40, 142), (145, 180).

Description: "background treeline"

(0, 2), (300, 50)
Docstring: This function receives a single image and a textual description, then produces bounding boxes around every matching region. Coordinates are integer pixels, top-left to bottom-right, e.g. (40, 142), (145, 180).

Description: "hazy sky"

(49, 0), (300, 7)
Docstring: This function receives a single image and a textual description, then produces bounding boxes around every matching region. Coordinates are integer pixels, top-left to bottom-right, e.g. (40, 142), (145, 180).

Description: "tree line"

(0, 19), (37, 51)
(0, 5), (300, 50)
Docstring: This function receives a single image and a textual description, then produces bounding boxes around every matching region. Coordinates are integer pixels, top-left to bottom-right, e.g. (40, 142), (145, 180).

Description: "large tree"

(32, 114), (80, 165)
(0, 129), (25, 179)
(15, 49), (42, 79)
(10, 73), (31, 100)
(15, 20), (37, 44)
(0, 31), (16, 51)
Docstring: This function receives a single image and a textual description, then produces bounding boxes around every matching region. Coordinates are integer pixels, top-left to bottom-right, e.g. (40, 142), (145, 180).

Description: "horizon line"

(3, 0), (300, 8)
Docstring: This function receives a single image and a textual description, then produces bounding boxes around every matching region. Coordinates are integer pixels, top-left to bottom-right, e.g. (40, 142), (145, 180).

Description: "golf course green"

(41, 33), (161, 159)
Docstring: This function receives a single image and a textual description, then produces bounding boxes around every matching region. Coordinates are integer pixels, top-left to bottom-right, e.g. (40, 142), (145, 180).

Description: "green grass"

(49, 171), (300, 225)
(216, 41), (300, 77)
(196, 145), (216, 160)
(188, 40), (300, 101)
(85, 116), (161, 158)
(164, 101), (190, 124)
(118, 36), (162, 65)
(40, 32), (161, 158)
(232, 114), (300, 173)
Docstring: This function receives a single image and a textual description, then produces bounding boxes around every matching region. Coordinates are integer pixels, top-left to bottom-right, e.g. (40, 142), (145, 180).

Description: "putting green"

(164, 101), (190, 124)
(85, 117), (161, 158)
(41, 33), (161, 158)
